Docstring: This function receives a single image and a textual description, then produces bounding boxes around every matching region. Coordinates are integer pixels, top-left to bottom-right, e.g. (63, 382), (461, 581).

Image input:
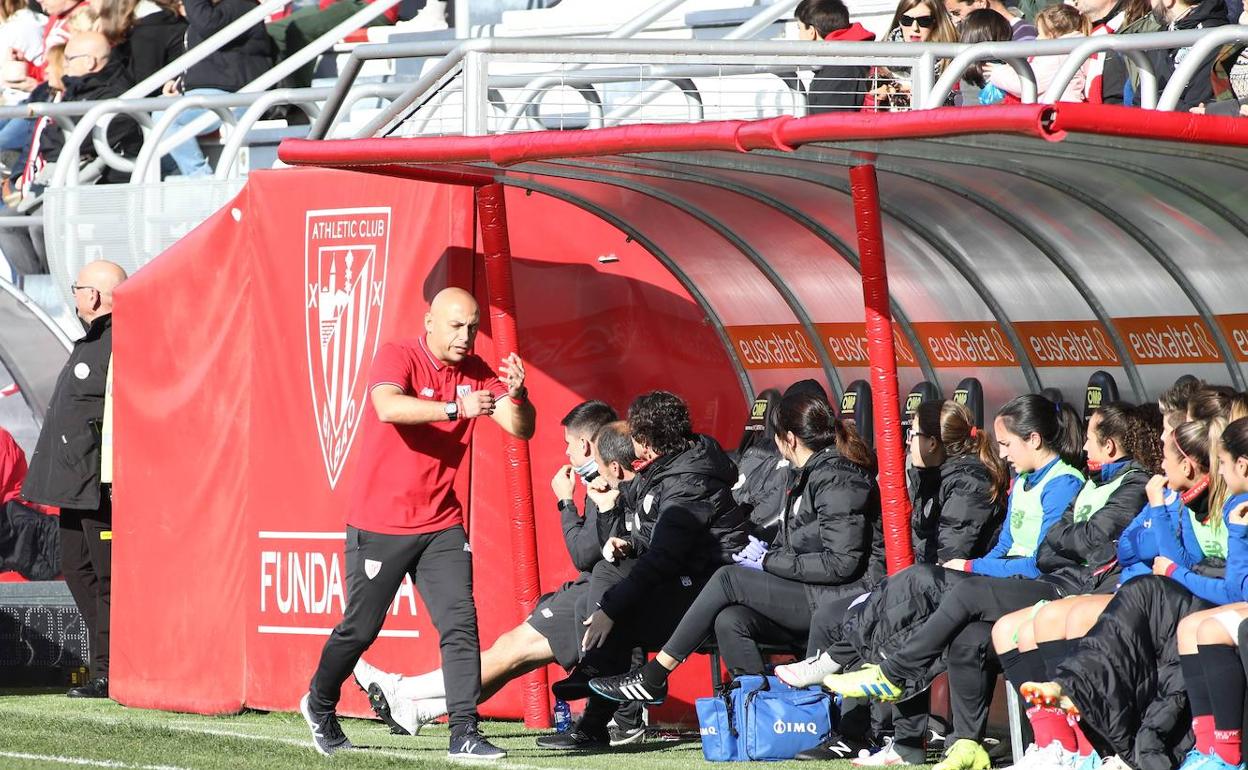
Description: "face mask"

(574, 458), (600, 483)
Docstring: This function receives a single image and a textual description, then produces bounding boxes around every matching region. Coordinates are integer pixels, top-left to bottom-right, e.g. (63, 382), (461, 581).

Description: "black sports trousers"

(309, 525), (481, 729)
(662, 565), (810, 674)
(880, 575), (1060, 690)
(61, 488), (113, 680)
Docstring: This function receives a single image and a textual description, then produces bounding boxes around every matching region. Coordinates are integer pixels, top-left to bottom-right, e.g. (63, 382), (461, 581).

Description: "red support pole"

(848, 162), (915, 576)
(474, 182), (550, 728)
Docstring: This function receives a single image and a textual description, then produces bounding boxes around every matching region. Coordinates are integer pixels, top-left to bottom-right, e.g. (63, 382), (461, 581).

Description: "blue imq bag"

(696, 675), (834, 761)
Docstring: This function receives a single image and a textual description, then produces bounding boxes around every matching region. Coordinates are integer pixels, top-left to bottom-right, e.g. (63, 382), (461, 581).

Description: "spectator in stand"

(955, 8), (1012, 104)
(869, 0), (959, 110)
(1105, 0), (1228, 107)
(92, 0), (186, 85)
(1071, 0), (1149, 101)
(1194, 5), (1248, 115)
(38, 31), (141, 182)
(797, 0), (877, 113)
(0, 0), (48, 176)
(943, 0), (1040, 37)
(985, 4), (1092, 103)
(267, 0), (399, 91)
(158, 0), (272, 177)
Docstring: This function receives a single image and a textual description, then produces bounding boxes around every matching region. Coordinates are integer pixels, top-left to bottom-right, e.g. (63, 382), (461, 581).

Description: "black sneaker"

(535, 724), (610, 751)
(588, 668), (667, 705)
(448, 724), (507, 761)
(551, 666), (599, 701)
(67, 677), (109, 699)
(608, 724), (647, 746)
(300, 693), (353, 756)
(794, 732), (874, 761)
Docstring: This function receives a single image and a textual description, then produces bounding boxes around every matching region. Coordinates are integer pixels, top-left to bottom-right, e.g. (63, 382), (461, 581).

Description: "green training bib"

(1188, 506), (1228, 561)
(1007, 459), (1084, 558)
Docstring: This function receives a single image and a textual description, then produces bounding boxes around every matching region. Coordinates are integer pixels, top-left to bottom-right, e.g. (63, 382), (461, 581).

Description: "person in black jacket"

(22, 259), (127, 700)
(351, 401), (646, 743)
(585, 390), (881, 707)
(538, 390), (751, 751)
(92, 0), (187, 85)
(733, 388), (790, 542)
(159, 0), (272, 176)
(39, 32), (143, 184)
(909, 400), (1008, 565)
(798, 0), (878, 113)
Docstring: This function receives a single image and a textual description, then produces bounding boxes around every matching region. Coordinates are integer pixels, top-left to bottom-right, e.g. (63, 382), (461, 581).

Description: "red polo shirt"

(347, 336), (507, 535)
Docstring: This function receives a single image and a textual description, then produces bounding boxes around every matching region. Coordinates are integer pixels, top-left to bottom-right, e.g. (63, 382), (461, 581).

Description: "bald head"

(424, 287), (480, 365)
(73, 260), (127, 323)
(65, 32), (110, 77)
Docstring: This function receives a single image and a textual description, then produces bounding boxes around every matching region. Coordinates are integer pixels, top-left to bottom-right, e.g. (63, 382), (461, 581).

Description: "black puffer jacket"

(182, 0), (274, 92)
(560, 495), (606, 575)
(0, 500), (60, 580)
(733, 445), (791, 541)
(764, 446), (882, 609)
(1035, 460), (1149, 594)
(1125, 0), (1230, 109)
(599, 435), (751, 618)
(1056, 575), (1210, 770)
(909, 455), (1004, 564)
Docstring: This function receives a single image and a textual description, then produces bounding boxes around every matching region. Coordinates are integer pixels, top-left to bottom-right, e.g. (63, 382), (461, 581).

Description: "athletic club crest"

(304, 207), (392, 488)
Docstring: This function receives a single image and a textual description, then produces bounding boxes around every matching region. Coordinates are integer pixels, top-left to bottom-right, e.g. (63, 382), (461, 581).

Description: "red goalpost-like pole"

(849, 160), (915, 576)
(474, 182), (550, 728)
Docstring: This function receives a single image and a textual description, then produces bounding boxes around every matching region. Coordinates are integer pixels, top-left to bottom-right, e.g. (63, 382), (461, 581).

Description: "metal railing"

(305, 27), (1248, 141)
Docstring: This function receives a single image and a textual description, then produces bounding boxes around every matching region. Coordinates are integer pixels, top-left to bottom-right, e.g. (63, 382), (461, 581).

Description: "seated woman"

(1014, 418), (1245, 770)
(731, 387), (790, 543)
(774, 398), (1007, 766)
(585, 388), (882, 704)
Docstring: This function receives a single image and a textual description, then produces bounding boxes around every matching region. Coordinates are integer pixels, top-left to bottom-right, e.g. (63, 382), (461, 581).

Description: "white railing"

(305, 27), (1248, 140)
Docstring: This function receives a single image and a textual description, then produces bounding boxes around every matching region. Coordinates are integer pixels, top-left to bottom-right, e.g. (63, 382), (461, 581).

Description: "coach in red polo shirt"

(302, 287), (535, 761)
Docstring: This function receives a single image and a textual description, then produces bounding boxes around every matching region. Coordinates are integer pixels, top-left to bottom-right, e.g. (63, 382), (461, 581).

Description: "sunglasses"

(900, 13), (937, 28)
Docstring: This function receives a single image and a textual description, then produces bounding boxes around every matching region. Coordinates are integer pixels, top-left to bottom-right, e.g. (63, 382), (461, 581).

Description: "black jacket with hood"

(121, 5), (187, 87)
(909, 454), (1004, 565)
(1105, 0), (1229, 107)
(182, 0), (274, 92)
(763, 445), (883, 609)
(599, 434), (750, 619)
(733, 444), (791, 542)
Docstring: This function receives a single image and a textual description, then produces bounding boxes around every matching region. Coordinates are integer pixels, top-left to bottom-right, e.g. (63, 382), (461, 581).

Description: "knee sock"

(1074, 721), (1096, 758)
(1000, 648), (1048, 690)
(1181, 653), (1215, 754)
(1028, 705), (1077, 751)
(1200, 643), (1245, 765)
(394, 669), (447, 701)
(1036, 639), (1078, 679)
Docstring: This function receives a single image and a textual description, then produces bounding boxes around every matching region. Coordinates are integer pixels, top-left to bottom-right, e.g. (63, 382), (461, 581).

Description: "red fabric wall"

(110, 169), (746, 720)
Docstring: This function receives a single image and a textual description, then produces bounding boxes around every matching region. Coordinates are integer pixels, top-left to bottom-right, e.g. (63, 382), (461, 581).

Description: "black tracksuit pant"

(880, 575), (1061, 689)
(309, 525), (481, 729)
(61, 488), (113, 680)
(577, 557), (708, 730)
(662, 565), (810, 674)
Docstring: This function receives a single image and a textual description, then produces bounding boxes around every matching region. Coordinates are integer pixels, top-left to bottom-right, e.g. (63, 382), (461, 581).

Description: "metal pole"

(455, 0), (469, 38)
(848, 160), (914, 576)
(474, 181), (548, 729)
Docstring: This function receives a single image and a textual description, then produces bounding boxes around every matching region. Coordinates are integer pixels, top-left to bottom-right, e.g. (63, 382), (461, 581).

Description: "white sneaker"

(353, 657), (400, 696)
(775, 652), (842, 688)
(1007, 742), (1079, 770)
(853, 738), (912, 766)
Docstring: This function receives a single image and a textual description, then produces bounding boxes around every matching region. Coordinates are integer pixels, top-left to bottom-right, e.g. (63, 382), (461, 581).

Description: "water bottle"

(553, 698), (572, 732)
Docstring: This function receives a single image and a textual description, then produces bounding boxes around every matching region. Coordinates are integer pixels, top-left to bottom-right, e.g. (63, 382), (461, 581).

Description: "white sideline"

(0, 751), (190, 770)
(47, 716), (554, 769)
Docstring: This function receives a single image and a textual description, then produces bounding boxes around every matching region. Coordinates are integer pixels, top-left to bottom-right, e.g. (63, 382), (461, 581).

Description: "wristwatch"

(445, 400), (459, 421)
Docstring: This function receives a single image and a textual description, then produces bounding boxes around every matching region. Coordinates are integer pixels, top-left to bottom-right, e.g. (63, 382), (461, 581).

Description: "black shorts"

(526, 576), (589, 669)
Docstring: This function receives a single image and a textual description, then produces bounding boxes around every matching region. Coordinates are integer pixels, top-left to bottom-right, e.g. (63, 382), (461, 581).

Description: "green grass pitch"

(0, 690), (900, 770)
